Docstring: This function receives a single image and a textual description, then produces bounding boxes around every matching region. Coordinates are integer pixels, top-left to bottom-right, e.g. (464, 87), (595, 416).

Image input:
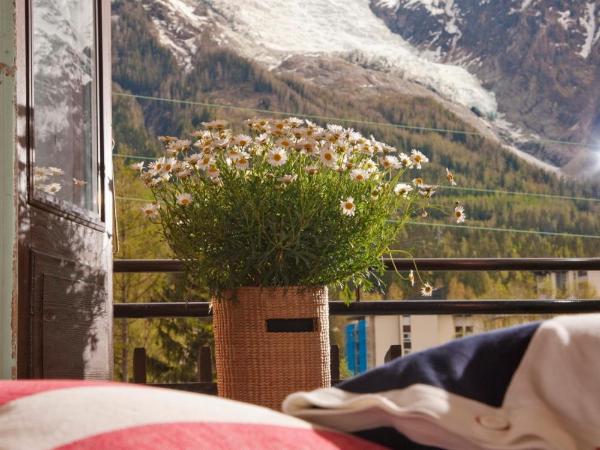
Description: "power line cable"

(112, 92), (596, 149)
(114, 195), (600, 240)
(403, 220), (600, 240)
(113, 154), (157, 161)
(438, 185), (600, 203)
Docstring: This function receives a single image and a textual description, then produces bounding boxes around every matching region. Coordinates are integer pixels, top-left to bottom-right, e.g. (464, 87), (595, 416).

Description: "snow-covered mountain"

(142, 0), (497, 115)
(135, 0), (600, 174)
(371, 0), (600, 172)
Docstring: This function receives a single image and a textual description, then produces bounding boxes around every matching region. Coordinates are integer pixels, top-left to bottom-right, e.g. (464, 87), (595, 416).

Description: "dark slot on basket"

(266, 318), (317, 332)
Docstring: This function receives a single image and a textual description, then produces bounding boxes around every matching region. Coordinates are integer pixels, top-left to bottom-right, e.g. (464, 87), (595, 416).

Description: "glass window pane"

(32, 0), (97, 212)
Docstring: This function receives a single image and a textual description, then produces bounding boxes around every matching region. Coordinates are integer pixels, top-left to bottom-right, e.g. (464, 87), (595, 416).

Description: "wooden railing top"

(113, 258), (600, 318)
(114, 258), (600, 273)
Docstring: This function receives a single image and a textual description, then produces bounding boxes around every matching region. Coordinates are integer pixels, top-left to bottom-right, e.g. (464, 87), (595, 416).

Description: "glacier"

(151, 0), (498, 118)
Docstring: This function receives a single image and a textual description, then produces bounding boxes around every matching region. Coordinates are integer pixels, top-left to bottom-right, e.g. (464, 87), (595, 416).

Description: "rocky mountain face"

(371, 0), (600, 170)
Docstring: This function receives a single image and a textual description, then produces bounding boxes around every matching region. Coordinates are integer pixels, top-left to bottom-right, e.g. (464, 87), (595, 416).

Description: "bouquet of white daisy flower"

(136, 117), (462, 296)
(136, 117), (465, 408)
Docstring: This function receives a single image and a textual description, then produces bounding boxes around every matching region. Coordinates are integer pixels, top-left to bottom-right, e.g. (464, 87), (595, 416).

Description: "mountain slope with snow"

(372, 0), (600, 170)
(143, 0), (498, 118)
(138, 0), (599, 174)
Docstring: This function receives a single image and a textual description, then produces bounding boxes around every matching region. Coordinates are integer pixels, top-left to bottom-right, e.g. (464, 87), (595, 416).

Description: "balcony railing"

(114, 258), (600, 318)
(113, 257), (600, 390)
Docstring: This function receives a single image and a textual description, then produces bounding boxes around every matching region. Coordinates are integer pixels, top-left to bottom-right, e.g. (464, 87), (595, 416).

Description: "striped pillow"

(0, 380), (385, 450)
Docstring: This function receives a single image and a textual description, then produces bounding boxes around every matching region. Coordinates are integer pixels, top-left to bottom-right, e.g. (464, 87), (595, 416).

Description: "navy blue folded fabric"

(339, 322), (539, 407)
(284, 314), (600, 450)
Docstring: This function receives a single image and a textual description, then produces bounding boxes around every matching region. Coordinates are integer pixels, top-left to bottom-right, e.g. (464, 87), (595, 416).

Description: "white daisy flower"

(206, 164), (220, 178)
(130, 162), (144, 171)
(276, 137), (294, 149)
(40, 183), (62, 194)
(347, 131), (362, 145)
(370, 138), (384, 154)
(140, 172), (154, 185)
(152, 173), (170, 185)
(176, 169), (192, 179)
(325, 132), (343, 144)
(186, 153), (203, 167)
(191, 130), (210, 139)
(246, 118), (269, 131)
(370, 186), (382, 200)
(166, 139), (191, 156)
(358, 143), (375, 155)
(305, 165), (319, 175)
(254, 133), (270, 145)
(320, 146), (338, 168)
(202, 119), (228, 130)
(310, 127), (325, 140)
(394, 183), (413, 198)
(446, 168), (457, 186)
(410, 149), (429, 169)
(235, 154), (251, 170)
(420, 282), (433, 297)
(454, 205), (466, 223)
(340, 196), (356, 216)
(158, 136), (177, 144)
(286, 117), (304, 127)
(149, 157), (165, 174)
(380, 155), (400, 170)
(141, 203), (160, 219)
(291, 128), (305, 139)
(226, 148), (241, 161)
(176, 193), (193, 206)
(198, 155), (215, 171)
(412, 177), (424, 187)
(213, 137), (230, 149)
(350, 169), (369, 182)
(233, 134), (252, 147)
(297, 138), (318, 154)
(162, 158), (177, 173)
(362, 160), (378, 173)
(34, 167), (52, 178)
(47, 167), (64, 176)
(268, 147), (288, 166)
(272, 120), (289, 132)
(419, 185), (437, 198)
(398, 153), (413, 169)
(278, 174), (297, 184)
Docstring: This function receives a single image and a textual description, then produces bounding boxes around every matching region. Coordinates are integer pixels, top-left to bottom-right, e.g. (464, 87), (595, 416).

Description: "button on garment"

(476, 414), (510, 431)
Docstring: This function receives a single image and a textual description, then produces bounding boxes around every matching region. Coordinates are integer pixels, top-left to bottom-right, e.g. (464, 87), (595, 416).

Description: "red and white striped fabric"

(0, 380), (385, 450)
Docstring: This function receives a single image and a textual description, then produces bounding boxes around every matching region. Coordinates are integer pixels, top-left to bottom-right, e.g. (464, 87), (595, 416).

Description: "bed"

(1, 314), (598, 449)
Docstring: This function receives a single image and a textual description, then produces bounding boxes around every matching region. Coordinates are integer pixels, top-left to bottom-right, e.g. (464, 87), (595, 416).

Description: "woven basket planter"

(212, 286), (330, 410)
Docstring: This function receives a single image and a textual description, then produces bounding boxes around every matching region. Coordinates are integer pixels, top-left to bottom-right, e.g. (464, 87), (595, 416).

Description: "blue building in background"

(345, 319), (367, 375)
